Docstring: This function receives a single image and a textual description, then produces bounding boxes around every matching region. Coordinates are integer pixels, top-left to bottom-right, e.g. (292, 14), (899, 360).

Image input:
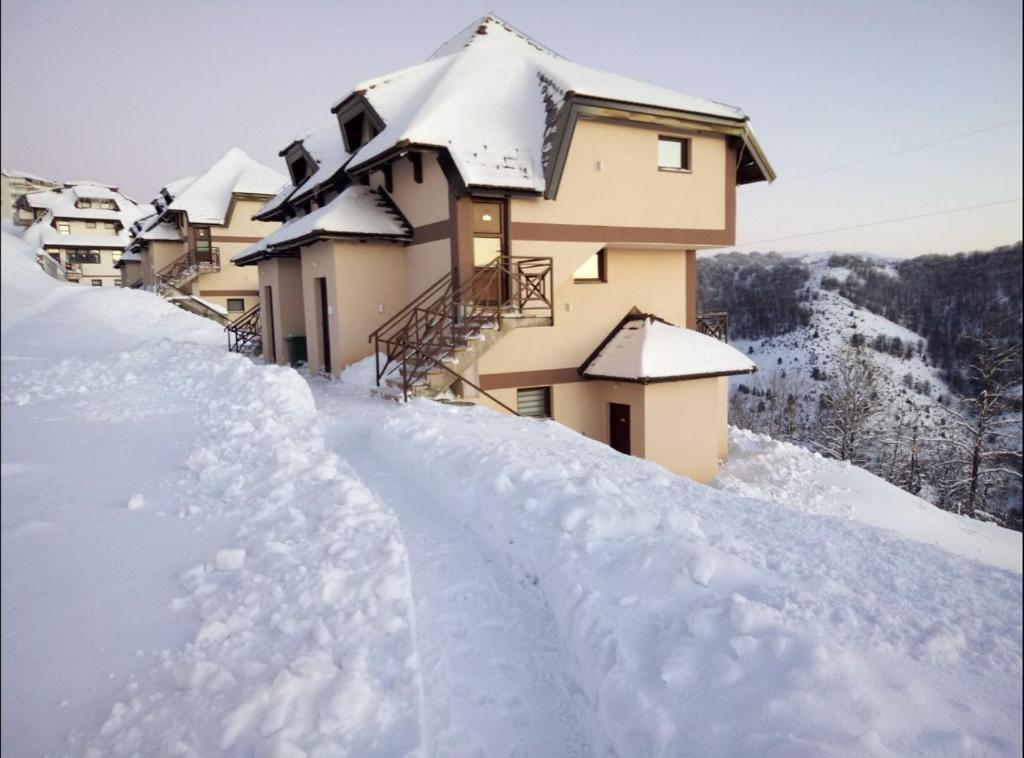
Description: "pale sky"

(1, 0), (1021, 256)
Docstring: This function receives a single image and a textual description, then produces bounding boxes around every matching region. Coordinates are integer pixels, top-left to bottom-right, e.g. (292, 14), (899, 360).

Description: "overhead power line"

(732, 198), (1023, 248)
(774, 118), (1022, 185)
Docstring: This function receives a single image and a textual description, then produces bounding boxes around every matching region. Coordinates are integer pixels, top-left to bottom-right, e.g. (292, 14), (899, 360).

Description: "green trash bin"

(285, 335), (307, 367)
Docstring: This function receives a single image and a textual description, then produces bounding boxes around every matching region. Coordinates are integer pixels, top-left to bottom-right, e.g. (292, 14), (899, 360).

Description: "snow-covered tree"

(928, 338), (1023, 517)
(814, 346), (880, 464)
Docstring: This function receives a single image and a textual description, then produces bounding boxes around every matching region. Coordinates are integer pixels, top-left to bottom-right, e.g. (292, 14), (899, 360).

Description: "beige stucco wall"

(300, 239), (408, 374)
(643, 378), (723, 482)
(477, 245), (688, 375)
(512, 119), (727, 230)
(120, 260), (142, 287)
(403, 239), (451, 300)
(383, 154), (449, 227)
(257, 257), (304, 365)
(142, 240), (185, 286)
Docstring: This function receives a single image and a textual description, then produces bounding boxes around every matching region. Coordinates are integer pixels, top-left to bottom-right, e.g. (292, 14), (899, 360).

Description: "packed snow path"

(315, 384), (601, 756)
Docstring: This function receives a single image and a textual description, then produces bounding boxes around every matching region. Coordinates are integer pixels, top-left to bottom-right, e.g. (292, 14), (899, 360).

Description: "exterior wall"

(43, 246), (123, 287)
(385, 154), (449, 228)
(300, 239), (408, 374)
(513, 119), (727, 231)
(403, 239), (450, 300)
(257, 257), (304, 365)
(49, 218), (121, 236)
(642, 378), (723, 482)
(2, 174), (58, 223)
(142, 240), (184, 286)
(476, 245), (688, 375)
(119, 260), (143, 287)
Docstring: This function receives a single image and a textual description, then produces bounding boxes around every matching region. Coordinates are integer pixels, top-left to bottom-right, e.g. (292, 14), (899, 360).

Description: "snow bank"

(0, 230), (60, 326)
(329, 387), (1021, 757)
(2, 247), (422, 755)
(714, 428), (1022, 572)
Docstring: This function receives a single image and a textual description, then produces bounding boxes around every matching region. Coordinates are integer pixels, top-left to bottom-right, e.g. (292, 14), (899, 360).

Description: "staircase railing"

(369, 256), (553, 403)
(696, 311), (729, 342)
(226, 302), (261, 354)
(154, 248), (220, 289)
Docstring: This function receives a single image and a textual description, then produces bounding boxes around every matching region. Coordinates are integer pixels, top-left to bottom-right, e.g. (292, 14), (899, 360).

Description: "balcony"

(696, 312), (729, 342)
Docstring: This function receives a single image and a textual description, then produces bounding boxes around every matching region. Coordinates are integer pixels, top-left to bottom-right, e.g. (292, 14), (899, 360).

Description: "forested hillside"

(699, 244), (1023, 528)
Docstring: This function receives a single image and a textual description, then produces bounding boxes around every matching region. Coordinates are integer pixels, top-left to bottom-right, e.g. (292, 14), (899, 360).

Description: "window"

(103, 221), (116, 230)
(112, 251), (121, 263)
(48, 251), (60, 262)
(227, 298), (246, 313)
(86, 220), (96, 228)
(343, 113), (366, 151)
(67, 250), (101, 264)
(517, 387), (551, 419)
(91, 279), (103, 287)
(99, 200), (115, 210)
(78, 199), (92, 208)
(57, 221), (71, 235)
(574, 248), (606, 282)
(657, 136), (690, 171)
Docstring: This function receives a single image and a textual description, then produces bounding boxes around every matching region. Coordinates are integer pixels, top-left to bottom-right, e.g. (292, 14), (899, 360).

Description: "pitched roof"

(18, 183), (153, 251)
(580, 311), (756, 382)
(257, 121), (351, 218)
(337, 14), (769, 193)
(233, 185), (410, 265)
(166, 148), (288, 224)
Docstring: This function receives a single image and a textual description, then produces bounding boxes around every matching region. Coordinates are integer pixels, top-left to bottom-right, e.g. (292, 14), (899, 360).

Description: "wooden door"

(609, 403), (631, 455)
(471, 200), (507, 306)
(193, 227), (212, 263)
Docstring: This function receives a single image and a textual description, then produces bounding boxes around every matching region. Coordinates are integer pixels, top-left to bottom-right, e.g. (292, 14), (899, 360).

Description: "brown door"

(193, 226), (212, 263)
(264, 285), (276, 363)
(609, 403), (631, 455)
(316, 277), (331, 374)
(471, 200), (508, 306)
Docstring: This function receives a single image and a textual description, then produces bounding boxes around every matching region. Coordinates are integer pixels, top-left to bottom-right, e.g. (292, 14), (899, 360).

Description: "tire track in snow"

(315, 385), (600, 758)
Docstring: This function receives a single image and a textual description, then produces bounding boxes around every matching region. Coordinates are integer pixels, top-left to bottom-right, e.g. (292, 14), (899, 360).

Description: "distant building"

(234, 15), (773, 481)
(17, 182), (153, 287)
(122, 148), (285, 322)
(1, 169), (59, 224)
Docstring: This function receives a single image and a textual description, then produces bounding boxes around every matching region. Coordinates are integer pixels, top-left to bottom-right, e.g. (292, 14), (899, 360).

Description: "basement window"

(227, 298), (246, 313)
(517, 386), (551, 419)
(574, 248), (606, 282)
(657, 136), (690, 171)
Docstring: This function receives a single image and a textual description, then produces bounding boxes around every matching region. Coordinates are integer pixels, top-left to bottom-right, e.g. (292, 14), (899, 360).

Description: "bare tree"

(927, 338), (1022, 517)
(814, 346), (880, 464)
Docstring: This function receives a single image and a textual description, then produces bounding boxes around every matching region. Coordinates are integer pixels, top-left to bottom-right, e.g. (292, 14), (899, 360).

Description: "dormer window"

(290, 156), (311, 184)
(343, 113), (366, 151)
(657, 136), (690, 172)
(78, 199), (93, 208)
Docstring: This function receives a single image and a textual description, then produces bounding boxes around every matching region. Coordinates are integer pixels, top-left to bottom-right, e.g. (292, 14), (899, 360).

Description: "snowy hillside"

(2, 231), (1022, 756)
(729, 256), (952, 438)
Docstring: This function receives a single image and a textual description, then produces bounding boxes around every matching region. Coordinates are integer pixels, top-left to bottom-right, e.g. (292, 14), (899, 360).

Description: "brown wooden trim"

(410, 219), (451, 245)
(685, 249), (697, 329)
(449, 191), (474, 287)
(584, 367), (756, 384)
(510, 222), (732, 246)
(211, 235), (265, 243)
(200, 289), (260, 296)
(479, 367), (584, 390)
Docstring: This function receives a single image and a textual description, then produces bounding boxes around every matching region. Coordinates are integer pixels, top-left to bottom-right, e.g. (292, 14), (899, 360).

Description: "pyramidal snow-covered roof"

(234, 186), (410, 264)
(340, 14), (760, 192)
(167, 148), (288, 224)
(581, 312), (757, 382)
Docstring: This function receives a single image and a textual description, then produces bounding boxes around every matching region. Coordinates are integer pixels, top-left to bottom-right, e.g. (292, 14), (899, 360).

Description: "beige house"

(236, 15), (772, 481)
(17, 182), (152, 287)
(122, 148), (286, 323)
(2, 169), (60, 225)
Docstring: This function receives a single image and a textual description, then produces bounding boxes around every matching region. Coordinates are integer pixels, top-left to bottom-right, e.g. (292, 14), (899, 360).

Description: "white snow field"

(2, 229), (1022, 756)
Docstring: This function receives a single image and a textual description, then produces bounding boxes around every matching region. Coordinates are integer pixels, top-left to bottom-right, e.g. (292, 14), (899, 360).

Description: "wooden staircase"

(369, 256), (554, 413)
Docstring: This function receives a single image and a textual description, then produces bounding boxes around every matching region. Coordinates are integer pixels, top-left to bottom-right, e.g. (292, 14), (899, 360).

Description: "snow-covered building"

(16, 181), (153, 287)
(2, 168), (60, 225)
(235, 14), (772, 480)
(123, 148), (286, 321)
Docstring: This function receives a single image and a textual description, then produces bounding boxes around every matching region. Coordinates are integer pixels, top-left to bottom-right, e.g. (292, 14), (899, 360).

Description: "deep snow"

(2, 230), (1022, 756)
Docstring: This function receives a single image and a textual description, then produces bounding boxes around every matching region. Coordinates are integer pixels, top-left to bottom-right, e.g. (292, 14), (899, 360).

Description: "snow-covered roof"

(580, 312), (756, 382)
(259, 121), (351, 216)
(336, 14), (766, 192)
(234, 185), (410, 264)
(2, 168), (57, 183)
(18, 183), (152, 253)
(167, 148), (288, 225)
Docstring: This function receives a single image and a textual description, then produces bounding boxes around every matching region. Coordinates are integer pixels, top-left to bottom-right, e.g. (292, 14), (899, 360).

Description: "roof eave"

(582, 366), (758, 384)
